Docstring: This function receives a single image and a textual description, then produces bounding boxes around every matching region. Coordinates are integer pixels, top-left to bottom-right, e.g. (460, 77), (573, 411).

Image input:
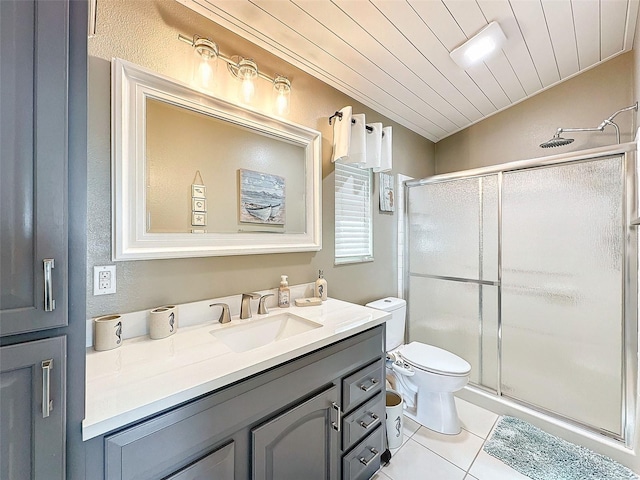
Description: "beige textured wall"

(435, 52), (635, 173)
(87, 0), (435, 317)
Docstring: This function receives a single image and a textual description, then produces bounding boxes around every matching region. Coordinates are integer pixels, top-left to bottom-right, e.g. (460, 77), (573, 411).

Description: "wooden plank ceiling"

(178, 0), (639, 142)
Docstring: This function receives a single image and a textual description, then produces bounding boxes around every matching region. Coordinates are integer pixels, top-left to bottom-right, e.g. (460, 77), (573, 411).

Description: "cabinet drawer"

(342, 359), (384, 413)
(342, 391), (384, 451)
(166, 441), (234, 480)
(341, 426), (383, 480)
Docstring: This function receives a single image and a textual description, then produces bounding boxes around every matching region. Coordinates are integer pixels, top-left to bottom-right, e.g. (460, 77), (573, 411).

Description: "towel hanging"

(331, 106), (352, 163)
(342, 113), (367, 166)
(374, 126), (392, 172)
(364, 122), (382, 170)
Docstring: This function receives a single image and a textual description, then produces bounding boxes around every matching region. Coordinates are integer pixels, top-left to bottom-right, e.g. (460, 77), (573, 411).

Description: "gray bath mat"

(484, 416), (638, 480)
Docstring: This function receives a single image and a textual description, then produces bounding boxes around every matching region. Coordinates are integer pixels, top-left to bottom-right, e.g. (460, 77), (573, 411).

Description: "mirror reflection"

(145, 98), (306, 235)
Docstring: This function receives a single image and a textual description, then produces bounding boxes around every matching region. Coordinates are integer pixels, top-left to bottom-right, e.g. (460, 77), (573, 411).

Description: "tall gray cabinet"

(1, 0), (72, 478)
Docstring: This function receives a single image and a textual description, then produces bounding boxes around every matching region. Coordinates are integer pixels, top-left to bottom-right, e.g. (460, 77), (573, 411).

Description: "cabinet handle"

(42, 359), (53, 418)
(43, 259), (56, 312)
(359, 447), (379, 466)
(359, 378), (379, 392)
(331, 402), (341, 432)
(358, 412), (379, 429)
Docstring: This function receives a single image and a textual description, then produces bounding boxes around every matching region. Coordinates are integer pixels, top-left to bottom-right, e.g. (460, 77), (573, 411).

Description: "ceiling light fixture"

(449, 21), (507, 70)
(178, 33), (292, 114)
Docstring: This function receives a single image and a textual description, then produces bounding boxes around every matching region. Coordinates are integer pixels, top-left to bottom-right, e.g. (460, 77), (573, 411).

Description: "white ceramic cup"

(385, 389), (404, 449)
(94, 315), (123, 351)
(149, 306), (177, 340)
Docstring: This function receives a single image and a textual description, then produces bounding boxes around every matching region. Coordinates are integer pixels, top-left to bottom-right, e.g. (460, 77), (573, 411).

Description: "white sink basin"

(210, 313), (322, 353)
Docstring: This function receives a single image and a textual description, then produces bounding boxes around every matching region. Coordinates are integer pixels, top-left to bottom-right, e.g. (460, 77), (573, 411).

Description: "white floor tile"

(383, 438), (466, 480)
(455, 397), (499, 439)
(371, 470), (392, 480)
(402, 415), (421, 439)
(464, 476), (479, 480)
(468, 450), (531, 480)
(412, 425), (485, 471)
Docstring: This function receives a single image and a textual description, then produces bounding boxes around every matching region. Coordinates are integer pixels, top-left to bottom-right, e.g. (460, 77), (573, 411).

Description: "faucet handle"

(258, 294), (275, 315)
(210, 303), (231, 324)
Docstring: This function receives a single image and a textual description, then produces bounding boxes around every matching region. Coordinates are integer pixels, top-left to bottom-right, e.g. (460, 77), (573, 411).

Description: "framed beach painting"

(239, 169), (286, 225)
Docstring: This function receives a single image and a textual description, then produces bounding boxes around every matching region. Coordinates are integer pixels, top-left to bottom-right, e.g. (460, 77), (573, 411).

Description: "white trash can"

(386, 389), (403, 449)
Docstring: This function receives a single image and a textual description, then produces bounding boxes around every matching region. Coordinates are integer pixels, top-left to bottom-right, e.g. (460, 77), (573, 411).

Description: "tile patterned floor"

(373, 398), (531, 480)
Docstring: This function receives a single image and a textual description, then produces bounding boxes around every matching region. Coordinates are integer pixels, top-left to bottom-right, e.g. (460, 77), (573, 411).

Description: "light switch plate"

(94, 265), (116, 295)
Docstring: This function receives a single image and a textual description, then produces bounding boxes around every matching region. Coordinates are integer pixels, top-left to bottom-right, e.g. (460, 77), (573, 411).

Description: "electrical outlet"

(94, 265), (116, 295)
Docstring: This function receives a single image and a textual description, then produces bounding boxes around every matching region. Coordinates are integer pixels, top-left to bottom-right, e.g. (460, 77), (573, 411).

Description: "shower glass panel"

(409, 178), (479, 280)
(408, 174), (499, 391)
(408, 277), (498, 389)
(501, 157), (624, 436)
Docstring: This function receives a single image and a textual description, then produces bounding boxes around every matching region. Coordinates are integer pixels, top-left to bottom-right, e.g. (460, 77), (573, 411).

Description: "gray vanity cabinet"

(97, 326), (385, 480)
(0, 336), (66, 479)
(252, 385), (339, 480)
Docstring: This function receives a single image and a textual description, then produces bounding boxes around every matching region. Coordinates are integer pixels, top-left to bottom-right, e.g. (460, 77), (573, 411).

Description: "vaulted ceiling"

(179, 0), (639, 142)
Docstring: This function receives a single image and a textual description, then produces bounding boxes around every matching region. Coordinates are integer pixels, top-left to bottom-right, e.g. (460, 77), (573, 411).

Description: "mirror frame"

(111, 58), (322, 260)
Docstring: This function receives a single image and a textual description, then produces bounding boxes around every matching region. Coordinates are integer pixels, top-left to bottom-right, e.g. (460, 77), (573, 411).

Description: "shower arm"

(553, 102), (638, 145)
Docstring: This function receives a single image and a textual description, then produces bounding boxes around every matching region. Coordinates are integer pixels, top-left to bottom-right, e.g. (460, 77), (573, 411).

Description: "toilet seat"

(399, 342), (471, 377)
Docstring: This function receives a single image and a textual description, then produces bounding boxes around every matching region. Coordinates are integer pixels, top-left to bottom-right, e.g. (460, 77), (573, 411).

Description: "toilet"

(366, 297), (471, 435)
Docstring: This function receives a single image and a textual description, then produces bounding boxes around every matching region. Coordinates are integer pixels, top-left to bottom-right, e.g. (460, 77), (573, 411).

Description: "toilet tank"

(365, 297), (406, 351)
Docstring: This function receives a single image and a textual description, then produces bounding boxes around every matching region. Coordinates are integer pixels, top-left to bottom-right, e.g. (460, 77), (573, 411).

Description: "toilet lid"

(399, 342), (471, 377)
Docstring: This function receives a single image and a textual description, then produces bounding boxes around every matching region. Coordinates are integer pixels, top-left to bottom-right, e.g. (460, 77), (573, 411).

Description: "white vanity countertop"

(83, 298), (389, 440)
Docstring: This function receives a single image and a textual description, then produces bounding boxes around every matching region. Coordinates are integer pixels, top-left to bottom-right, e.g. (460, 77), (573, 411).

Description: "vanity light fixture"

(449, 21), (507, 70)
(178, 33), (292, 114)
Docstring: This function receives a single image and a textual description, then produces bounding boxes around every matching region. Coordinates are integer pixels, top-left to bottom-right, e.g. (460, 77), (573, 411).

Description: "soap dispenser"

(315, 270), (327, 301)
(278, 275), (290, 308)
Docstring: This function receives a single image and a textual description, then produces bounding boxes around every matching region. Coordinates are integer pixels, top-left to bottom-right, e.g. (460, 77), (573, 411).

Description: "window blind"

(334, 162), (373, 264)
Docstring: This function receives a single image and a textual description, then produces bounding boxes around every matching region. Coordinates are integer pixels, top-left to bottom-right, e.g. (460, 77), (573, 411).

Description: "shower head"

(540, 102), (638, 149)
(539, 134), (575, 148)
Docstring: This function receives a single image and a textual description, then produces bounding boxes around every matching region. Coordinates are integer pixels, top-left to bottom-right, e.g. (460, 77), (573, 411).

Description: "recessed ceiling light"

(450, 21), (507, 70)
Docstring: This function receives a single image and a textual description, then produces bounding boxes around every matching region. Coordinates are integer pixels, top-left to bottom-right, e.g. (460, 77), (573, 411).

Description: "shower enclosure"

(405, 143), (637, 443)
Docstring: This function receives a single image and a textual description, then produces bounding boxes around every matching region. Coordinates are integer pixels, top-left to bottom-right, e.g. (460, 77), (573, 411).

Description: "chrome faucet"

(240, 293), (261, 319)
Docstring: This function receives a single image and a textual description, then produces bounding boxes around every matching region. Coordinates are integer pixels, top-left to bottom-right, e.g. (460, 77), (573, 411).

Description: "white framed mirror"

(111, 58), (321, 260)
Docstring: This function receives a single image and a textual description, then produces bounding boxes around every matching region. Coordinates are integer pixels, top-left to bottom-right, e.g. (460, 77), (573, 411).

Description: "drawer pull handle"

(359, 412), (379, 429)
(42, 359), (53, 418)
(359, 447), (379, 466)
(331, 402), (341, 432)
(359, 378), (379, 392)
(43, 259), (56, 312)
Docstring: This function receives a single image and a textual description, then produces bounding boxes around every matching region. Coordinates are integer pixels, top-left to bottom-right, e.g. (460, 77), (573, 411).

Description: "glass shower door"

(501, 157), (625, 436)
(407, 175), (499, 390)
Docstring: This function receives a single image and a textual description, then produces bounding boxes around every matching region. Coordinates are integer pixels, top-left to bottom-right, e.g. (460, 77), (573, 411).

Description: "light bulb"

(241, 77), (255, 103)
(237, 58), (258, 104)
(192, 37), (218, 90)
(273, 75), (291, 115)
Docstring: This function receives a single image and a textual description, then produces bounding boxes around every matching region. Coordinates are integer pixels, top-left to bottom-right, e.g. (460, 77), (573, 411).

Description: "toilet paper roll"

(149, 306), (177, 340)
(94, 314), (123, 351)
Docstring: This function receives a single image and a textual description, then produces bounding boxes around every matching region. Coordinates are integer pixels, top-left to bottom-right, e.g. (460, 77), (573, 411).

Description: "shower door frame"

(404, 141), (638, 445)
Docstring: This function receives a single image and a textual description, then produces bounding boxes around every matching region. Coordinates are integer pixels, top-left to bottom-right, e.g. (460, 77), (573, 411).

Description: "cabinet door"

(166, 442), (234, 480)
(253, 385), (339, 480)
(0, 0), (68, 336)
(0, 336), (66, 479)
